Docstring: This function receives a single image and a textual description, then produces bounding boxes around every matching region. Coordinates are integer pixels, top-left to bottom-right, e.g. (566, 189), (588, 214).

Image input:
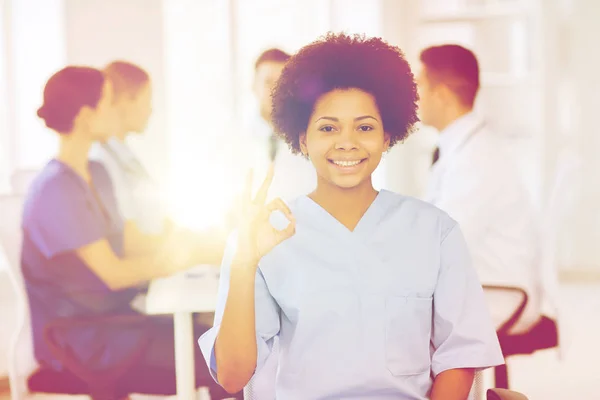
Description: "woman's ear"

(72, 105), (92, 131)
(383, 132), (391, 152)
(299, 132), (308, 156)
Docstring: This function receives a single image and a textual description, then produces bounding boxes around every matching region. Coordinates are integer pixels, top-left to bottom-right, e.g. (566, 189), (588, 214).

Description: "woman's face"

(254, 61), (286, 122)
(300, 88), (390, 190)
(85, 80), (120, 142)
(128, 82), (153, 133)
(114, 81), (153, 135)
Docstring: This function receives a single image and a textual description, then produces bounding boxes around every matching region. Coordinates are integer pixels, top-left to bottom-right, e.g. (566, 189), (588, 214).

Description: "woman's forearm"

(186, 227), (228, 266)
(430, 368), (475, 400)
(123, 220), (167, 257)
(214, 259), (259, 393)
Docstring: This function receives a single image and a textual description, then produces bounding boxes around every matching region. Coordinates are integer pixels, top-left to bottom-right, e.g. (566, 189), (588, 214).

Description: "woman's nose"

(334, 128), (359, 150)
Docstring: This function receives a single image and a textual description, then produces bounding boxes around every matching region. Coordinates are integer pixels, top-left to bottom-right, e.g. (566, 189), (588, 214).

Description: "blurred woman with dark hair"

(20, 66), (233, 399)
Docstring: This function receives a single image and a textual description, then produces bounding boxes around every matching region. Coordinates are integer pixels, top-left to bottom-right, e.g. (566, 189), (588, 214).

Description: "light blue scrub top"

(199, 190), (504, 399)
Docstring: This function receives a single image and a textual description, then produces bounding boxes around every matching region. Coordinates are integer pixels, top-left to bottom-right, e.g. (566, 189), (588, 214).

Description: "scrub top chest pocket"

(364, 231), (439, 377)
(385, 294), (434, 376)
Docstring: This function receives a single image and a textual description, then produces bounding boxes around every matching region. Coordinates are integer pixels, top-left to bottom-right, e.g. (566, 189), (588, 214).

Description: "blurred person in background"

(235, 51), (320, 400)
(417, 44), (541, 333)
(246, 48), (316, 202)
(21, 66), (234, 399)
(95, 61), (229, 259)
(95, 61), (229, 319)
(92, 61), (163, 235)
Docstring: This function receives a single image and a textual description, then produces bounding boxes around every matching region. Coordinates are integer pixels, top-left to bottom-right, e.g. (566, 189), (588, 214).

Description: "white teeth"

(333, 160), (362, 167)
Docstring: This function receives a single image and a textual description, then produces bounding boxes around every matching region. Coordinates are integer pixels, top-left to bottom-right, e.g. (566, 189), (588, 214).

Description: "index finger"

(254, 163), (275, 205)
(242, 169), (253, 202)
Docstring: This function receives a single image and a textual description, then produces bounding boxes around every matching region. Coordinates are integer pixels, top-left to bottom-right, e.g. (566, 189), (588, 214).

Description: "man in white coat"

(243, 48), (316, 203)
(417, 44), (541, 333)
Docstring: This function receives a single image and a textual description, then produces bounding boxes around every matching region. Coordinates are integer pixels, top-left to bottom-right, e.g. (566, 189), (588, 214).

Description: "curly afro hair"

(271, 32), (419, 154)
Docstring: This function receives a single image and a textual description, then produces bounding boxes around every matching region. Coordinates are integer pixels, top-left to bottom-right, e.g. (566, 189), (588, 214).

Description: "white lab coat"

(424, 112), (541, 333)
(90, 139), (167, 234)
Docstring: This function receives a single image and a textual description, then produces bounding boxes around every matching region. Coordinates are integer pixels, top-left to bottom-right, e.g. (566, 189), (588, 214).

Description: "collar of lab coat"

(252, 116), (275, 140)
(437, 111), (484, 160)
(103, 137), (138, 165)
(102, 137), (150, 181)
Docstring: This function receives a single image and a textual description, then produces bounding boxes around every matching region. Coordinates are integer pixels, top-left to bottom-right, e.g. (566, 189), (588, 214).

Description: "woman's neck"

(309, 178), (379, 231)
(56, 132), (92, 182)
(114, 129), (128, 142)
(436, 105), (472, 132)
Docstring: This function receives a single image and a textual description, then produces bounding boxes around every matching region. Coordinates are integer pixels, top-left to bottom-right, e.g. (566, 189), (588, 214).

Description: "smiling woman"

(199, 32), (504, 399)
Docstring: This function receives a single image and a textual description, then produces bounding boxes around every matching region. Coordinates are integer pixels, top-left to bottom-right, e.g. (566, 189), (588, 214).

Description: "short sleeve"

(431, 223), (505, 376)
(23, 174), (105, 259)
(198, 231), (281, 383)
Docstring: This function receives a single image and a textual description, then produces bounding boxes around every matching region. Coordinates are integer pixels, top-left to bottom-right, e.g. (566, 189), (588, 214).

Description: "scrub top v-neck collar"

(297, 189), (392, 239)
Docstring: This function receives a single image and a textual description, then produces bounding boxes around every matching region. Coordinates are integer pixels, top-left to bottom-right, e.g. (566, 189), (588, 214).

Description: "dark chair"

(28, 313), (240, 400)
(28, 313), (153, 400)
(483, 285), (559, 389)
(487, 388), (529, 400)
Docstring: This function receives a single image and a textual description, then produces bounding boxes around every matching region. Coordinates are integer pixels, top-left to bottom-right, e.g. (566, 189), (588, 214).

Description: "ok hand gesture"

(234, 165), (296, 267)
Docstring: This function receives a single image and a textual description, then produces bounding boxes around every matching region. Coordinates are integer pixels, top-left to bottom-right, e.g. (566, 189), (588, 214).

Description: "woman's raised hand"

(233, 164), (296, 267)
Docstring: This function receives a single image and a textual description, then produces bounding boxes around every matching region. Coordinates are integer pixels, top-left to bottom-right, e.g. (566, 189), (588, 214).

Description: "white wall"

(0, 0), (11, 194)
(0, 0), (66, 186)
(11, 0), (66, 171)
(380, 0), (430, 197)
(565, 0), (600, 271)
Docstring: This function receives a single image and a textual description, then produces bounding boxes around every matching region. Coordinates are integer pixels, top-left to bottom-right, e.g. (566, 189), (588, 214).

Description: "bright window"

(11, 0), (66, 171)
(165, 0), (389, 229)
(0, 1), (11, 194)
(0, 0), (66, 193)
(163, 0), (235, 229)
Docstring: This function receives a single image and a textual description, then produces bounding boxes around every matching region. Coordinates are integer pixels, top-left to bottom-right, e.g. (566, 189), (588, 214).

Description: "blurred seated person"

(21, 66), (233, 398)
(91, 61), (170, 236)
(92, 61), (230, 313)
(90, 60), (164, 235)
(417, 45), (541, 333)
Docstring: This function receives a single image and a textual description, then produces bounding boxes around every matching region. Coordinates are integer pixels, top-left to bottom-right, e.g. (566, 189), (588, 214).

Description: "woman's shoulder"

(381, 190), (458, 237)
(26, 160), (73, 195)
(383, 190), (453, 216)
(23, 161), (80, 219)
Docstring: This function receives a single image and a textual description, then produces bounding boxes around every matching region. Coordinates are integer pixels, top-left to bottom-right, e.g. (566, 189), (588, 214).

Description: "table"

(145, 265), (220, 399)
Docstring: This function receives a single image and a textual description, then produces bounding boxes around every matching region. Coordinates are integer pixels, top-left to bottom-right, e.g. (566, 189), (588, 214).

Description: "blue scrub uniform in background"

(21, 159), (229, 397)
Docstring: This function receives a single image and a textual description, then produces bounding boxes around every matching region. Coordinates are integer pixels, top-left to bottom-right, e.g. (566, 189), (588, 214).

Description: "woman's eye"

(358, 125), (374, 132)
(319, 125), (335, 132)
